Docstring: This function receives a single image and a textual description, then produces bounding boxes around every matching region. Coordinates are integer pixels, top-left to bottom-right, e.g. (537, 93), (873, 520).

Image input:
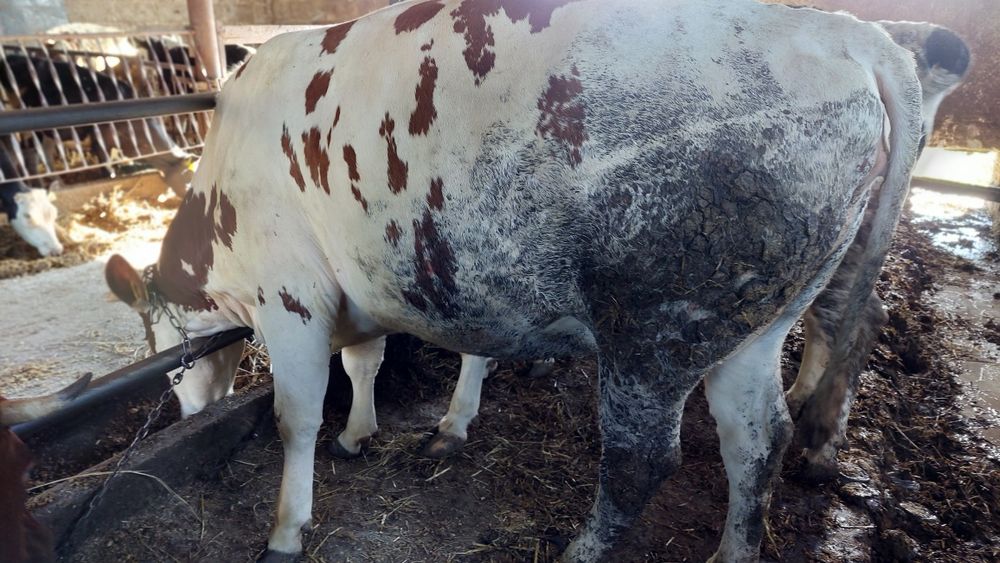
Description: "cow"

(786, 19), (971, 480)
(102, 0), (935, 560)
(0, 55), (193, 195)
(1, 141), (62, 257)
(144, 40), (258, 92)
(108, 18), (971, 465)
(0, 373), (91, 563)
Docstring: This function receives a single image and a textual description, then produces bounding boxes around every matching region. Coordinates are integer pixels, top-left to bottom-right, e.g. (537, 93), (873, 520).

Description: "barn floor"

(43, 199), (1000, 562)
(0, 183), (175, 396)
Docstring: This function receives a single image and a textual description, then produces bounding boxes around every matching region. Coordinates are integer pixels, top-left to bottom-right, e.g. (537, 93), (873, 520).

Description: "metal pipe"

(12, 327), (253, 440)
(0, 93), (217, 135)
(911, 176), (1000, 202)
(187, 0), (223, 81)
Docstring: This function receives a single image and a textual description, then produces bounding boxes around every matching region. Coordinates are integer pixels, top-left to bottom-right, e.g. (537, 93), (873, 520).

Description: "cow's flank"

(449, 0), (577, 84)
(333, 106), (342, 128)
(537, 66), (587, 166)
(343, 145), (361, 182)
(321, 20), (356, 55)
(301, 127), (331, 194)
(386, 220), (402, 246)
(351, 187), (370, 213)
(279, 287), (313, 324)
(408, 209), (458, 315)
(379, 114), (409, 194)
(305, 70), (332, 115)
(427, 177), (445, 210)
(280, 125), (307, 192)
(409, 57), (439, 135)
(156, 185), (236, 311)
(395, 1), (447, 34)
(343, 144), (369, 212)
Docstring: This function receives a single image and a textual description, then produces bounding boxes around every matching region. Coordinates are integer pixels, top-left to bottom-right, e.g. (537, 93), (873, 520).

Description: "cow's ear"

(925, 27), (970, 79)
(105, 254), (148, 309)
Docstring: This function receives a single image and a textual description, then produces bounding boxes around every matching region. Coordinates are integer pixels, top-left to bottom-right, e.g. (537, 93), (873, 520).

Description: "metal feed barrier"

(0, 29), (219, 185)
(11, 328), (253, 439)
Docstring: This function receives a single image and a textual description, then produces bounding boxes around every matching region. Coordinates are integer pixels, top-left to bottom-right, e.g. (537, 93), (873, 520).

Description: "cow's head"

(879, 21), (971, 139)
(3, 186), (63, 257)
(104, 254), (241, 417)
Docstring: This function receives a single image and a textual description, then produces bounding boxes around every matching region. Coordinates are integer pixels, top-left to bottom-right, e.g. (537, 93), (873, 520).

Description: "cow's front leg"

(256, 304), (332, 561)
(422, 354), (495, 458)
(328, 336), (386, 459)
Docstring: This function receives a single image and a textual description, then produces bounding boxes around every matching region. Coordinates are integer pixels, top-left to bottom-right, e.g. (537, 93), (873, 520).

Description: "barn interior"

(0, 1), (998, 562)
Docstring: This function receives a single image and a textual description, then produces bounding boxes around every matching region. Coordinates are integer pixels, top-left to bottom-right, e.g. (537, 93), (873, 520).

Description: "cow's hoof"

(799, 458), (840, 484)
(420, 431), (466, 459)
(527, 358), (556, 378)
(326, 437), (364, 459)
(256, 549), (301, 563)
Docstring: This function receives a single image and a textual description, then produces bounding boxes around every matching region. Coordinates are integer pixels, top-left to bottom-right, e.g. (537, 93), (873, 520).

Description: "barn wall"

(768, 0), (1000, 150)
(0, 0), (68, 34)
(62, 0), (388, 28)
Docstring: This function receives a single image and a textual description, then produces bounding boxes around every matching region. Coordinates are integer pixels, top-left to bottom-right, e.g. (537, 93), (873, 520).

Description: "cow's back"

(193, 0), (913, 361)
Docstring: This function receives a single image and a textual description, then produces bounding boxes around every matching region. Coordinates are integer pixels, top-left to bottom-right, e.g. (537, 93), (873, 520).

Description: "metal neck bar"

(12, 327), (253, 440)
(0, 92), (217, 135)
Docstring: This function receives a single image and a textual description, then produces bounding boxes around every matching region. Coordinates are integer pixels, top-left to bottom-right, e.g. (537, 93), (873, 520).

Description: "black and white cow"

(104, 0), (944, 560)
(0, 142), (62, 257)
(145, 40), (258, 93)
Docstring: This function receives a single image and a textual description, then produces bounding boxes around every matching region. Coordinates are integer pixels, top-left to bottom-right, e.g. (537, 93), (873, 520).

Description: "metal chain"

(79, 269), (221, 522)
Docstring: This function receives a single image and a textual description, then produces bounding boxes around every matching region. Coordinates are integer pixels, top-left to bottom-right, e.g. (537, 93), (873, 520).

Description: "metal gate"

(0, 29), (218, 187)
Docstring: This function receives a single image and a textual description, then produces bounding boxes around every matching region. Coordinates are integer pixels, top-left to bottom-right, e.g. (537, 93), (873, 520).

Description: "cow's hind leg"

(328, 336), (385, 459)
(255, 304), (332, 560)
(790, 290), (886, 481)
(704, 314), (799, 562)
(562, 348), (700, 562)
(422, 354), (495, 458)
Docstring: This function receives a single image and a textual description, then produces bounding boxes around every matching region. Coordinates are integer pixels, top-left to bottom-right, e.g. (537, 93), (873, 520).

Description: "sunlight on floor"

(910, 148), (997, 220)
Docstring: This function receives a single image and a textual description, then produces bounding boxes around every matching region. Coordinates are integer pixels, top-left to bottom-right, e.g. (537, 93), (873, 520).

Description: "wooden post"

(187, 0), (223, 81)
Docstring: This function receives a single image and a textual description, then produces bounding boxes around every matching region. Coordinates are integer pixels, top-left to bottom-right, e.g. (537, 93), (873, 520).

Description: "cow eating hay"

(103, 0), (970, 560)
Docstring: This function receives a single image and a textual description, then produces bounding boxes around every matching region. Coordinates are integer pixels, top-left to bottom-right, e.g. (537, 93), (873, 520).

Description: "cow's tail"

(0, 372), (92, 426)
(799, 51), (923, 449)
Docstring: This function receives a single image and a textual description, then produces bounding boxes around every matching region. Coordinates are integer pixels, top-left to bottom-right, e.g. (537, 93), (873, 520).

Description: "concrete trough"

(29, 383), (274, 559)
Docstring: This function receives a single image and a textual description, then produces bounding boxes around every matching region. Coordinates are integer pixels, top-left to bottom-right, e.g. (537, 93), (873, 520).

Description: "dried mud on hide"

(0, 188), (177, 280)
(61, 214), (999, 562)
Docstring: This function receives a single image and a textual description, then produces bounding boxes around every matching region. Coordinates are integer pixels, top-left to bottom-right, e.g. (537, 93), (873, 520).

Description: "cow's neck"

(155, 184), (236, 312)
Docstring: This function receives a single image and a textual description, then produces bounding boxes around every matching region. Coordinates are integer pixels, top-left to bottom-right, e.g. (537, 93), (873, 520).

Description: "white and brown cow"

(110, 18), (969, 465)
(104, 0), (932, 560)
